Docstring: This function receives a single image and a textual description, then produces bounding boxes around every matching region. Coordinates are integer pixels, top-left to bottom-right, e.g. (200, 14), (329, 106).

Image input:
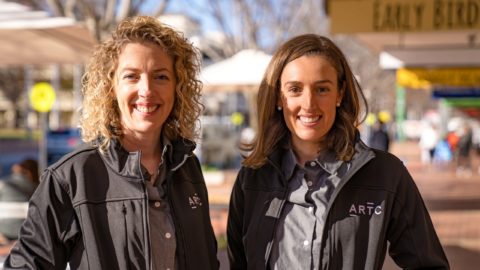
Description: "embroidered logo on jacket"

(349, 202), (382, 216)
(188, 193), (202, 209)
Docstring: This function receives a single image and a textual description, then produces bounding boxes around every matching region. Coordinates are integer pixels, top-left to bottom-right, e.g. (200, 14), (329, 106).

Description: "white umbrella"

(200, 49), (272, 92)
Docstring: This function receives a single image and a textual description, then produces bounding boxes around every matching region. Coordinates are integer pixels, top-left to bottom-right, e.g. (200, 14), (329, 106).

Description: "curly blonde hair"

(80, 16), (202, 150)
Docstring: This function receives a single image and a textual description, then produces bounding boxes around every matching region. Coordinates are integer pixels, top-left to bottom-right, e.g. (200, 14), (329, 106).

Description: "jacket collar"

(100, 137), (196, 179)
(266, 131), (371, 184)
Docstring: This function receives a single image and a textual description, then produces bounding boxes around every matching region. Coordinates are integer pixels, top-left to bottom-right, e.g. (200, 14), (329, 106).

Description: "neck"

(120, 132), (163, 175)
(291, 139), (322, 166)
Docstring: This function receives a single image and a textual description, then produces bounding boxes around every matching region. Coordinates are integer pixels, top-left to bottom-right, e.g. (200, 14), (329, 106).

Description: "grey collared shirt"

(144, 137), (177, 270)
(269, 148), (348, 270)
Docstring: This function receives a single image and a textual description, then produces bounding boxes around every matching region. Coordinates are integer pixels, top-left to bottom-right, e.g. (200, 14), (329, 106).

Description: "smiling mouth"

(299, 115), (320, 123)
(135, 105), (159, 113)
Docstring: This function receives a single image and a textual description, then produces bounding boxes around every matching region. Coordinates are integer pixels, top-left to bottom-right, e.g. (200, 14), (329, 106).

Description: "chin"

(132, 124), (159, 133)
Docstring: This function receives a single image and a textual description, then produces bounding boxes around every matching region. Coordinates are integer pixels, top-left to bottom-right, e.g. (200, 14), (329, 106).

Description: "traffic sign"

(29, 82), (56, 112)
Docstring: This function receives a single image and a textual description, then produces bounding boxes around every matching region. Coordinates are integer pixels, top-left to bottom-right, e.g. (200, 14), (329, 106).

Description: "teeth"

(300, 116), (319, 123)
(136, 105), (158, 113)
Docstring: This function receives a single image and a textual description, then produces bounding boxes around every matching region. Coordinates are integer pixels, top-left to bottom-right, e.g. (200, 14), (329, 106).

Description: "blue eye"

(154, 74), (169, 81)
(123, 74), (137, 80)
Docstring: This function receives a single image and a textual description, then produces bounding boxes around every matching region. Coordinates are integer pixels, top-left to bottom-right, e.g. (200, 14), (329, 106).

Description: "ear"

(276, 99), (282, 108)
(276, 93), (283, 110)
(336, 84), (345, 106)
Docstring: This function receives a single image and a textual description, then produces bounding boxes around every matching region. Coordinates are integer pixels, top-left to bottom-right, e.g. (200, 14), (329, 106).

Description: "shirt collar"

(282, 143), (344, 180)
(316, 150), (344, 175)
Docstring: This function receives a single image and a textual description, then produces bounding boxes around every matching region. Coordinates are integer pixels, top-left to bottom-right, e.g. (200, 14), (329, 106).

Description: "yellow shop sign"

(397, 68), (480, 88)
(331, 0), (480, 33)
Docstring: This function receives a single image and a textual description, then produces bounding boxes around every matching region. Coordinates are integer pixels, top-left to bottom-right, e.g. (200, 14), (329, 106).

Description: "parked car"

(46, 128), (82, 165)
(0, 139), (37, 178)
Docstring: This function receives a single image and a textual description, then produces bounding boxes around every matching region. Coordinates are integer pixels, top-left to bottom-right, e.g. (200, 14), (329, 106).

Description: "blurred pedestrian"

(456, 122), (473, 176)
(446, 130), (459, 154)
(419, 121), (440, 164)
(4, 16), (219, 270)
(368, 119), (390, 152)
(0, 159), (39, 244)
(227, 34), (448, 269)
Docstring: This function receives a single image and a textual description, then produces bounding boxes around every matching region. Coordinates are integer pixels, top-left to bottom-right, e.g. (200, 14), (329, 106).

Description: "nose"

(138, 76), (152, 97)
(302, 88), (315, 109)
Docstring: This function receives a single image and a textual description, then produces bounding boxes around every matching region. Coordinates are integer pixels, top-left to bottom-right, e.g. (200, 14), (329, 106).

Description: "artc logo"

(349, 202), (382, 217)
(188, 193), (203, 209)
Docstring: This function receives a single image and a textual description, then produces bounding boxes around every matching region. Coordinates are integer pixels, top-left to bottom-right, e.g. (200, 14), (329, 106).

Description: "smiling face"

(278, 55), (342, 152)
(114, 42), (176, 140)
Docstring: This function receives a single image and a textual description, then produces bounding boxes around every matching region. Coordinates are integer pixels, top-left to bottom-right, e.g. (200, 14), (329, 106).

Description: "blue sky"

(140, 0), (221, 33)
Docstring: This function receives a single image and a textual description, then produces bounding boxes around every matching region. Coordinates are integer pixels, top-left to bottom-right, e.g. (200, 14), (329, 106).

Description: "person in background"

(0, 159), (39, 244)
(4, 16), (219, 270)
(227, 34), (449, 269)
(419, 121), (440, 164)
(456, 122), (473, 176)
(368, 119), (390, 152)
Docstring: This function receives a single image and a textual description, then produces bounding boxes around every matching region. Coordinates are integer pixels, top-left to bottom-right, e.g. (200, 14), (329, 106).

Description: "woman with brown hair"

(227, 34), (448, 269)
(5, 16), (218, 270)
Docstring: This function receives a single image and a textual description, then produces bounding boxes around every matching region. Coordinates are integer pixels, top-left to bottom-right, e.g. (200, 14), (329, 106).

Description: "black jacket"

(227, 141), (449, 270)
(5, 139), (219, 270)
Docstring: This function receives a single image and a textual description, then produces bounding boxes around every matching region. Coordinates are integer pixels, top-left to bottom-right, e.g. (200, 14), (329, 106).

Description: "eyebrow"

(283, 79), (334, 86)
(118, 67), (173, 73)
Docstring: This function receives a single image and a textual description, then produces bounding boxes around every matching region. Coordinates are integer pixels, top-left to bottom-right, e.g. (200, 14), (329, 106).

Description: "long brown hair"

(81, 16), (202, 151)
(242, 34), (367, 168)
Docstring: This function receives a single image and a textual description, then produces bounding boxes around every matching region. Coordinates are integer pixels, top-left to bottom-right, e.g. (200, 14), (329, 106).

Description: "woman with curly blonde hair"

(81, 15), (202, 148)
(5, 16), (219, 270)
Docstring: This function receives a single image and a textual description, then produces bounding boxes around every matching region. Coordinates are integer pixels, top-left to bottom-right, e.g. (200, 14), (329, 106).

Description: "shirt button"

(307, 181), (313, 187)
(310, 161), (316, 167)
(303, 240), (309, 246)
(165, 232), (172, 239)
(154, 201), (161, 208)
(308, 206), (314, 213)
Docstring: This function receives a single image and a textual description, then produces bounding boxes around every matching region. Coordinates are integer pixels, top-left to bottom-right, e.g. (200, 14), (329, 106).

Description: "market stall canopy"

(0, 0), (96, 66)
(200, 49), (272, 92)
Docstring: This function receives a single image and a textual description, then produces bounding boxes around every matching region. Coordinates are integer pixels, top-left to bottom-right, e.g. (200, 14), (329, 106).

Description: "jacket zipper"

(138, 152), (152, 270)
(122, 202), (132, 270)
(166, 153), (190, 269)
(318, 144), (375, 267)
(263, 160), (289, 267)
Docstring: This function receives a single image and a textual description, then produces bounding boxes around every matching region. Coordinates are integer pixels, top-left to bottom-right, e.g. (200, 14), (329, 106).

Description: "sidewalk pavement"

(208, 141), (480, 269)
(383, 141), (480, 269)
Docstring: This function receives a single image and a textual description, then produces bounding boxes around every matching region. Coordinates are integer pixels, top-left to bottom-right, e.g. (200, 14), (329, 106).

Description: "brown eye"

(289, 87), (301, 93)
(316, 87), (329, 93)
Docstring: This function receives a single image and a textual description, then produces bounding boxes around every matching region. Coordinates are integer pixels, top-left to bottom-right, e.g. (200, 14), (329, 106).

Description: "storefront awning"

(0, 1), (96, 66)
